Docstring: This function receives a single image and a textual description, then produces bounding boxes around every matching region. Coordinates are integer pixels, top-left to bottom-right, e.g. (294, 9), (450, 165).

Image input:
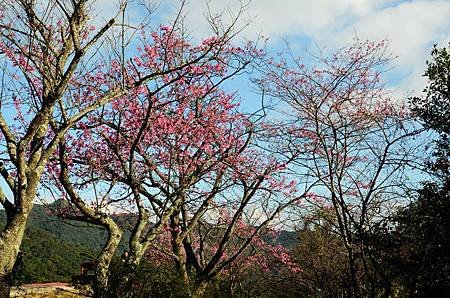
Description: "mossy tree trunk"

(94, 223), (122, 298)
(0, 174), (39, 297)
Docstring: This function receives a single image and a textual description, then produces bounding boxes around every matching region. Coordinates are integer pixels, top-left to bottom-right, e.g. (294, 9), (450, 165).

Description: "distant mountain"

(0, 203), (130, 283)
(274, 230), (298, 249)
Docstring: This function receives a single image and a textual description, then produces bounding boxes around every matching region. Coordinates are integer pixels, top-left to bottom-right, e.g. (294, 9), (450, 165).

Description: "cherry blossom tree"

(137, 159), (302, 297)
(0, 1), (134, 295)
(52, 37), (309, 294)
(0, 0), (251, 296)
(43, 6), (310, 295)
(256, 39), (424, 297)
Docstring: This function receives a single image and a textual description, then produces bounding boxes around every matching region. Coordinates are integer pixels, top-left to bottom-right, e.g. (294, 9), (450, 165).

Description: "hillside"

(0, 203), (130, 283)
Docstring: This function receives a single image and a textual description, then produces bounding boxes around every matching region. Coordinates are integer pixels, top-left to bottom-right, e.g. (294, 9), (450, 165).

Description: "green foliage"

(382, 182), (450, 296)
(411, 43), (450, 177)
(382, 43), (450, 296)
(17, 225), (97, 283)
(411, 43), (450, 133)
(0, 220), (98, 284)
(369, 181), (450, 297)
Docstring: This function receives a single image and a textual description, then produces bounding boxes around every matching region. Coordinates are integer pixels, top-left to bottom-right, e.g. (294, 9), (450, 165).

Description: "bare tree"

(256, 39), (424, 297)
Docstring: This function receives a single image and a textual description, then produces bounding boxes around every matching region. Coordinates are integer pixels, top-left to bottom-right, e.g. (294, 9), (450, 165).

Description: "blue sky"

(2, 0), (443, 209)
(91, 0), (450, 106)
(168, 0), (450, 97)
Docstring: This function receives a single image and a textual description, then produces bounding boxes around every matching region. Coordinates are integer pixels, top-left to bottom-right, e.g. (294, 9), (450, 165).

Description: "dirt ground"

(10, 283), (90, 297)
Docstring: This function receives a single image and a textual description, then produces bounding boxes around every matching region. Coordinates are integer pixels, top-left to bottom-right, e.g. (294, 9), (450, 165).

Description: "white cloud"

(159, 0), (450, 98)
(160, 0), (397, 39)
(87, 0), (450, 99)
(328, 1), (450, 97)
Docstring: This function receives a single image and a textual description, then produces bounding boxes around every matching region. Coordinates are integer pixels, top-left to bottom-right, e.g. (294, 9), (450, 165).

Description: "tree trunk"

(192, 279), (209, 298)
(169, 213), (192, 292)
(114, 248), (146, 295)
(348, 254), (358, 298)
(0, 274), (11, 298)
(178, 265), (190, 292)
(0, 196), (34, 298)
(383, 281), (391, 298)
(94, 225), (122, 298)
